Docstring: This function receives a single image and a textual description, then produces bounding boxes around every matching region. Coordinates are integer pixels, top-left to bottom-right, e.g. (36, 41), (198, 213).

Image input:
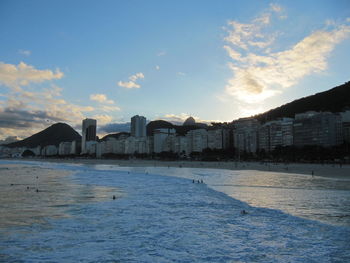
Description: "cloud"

(223, 9), (350, 104)
(18, 49), (31, 56)
(177, 72), (186, 76)
(98, 122), (131, 133)
(155, 65), (160, 70)
(269, 3), (282, 13)
(92, 114), (113, 125)
(90, 93), (114, 104)
(0, 62), (63, 90)
(118, 72), (145, 89)
(163, 113), (192, 124)
(89, 93), (120, 112)
(162, 113), (213, 125)
(100, 105), (121, 112)
(0, 62), (106, 139)
(157, 51), (166, 56)
(0, 86), (95, 139)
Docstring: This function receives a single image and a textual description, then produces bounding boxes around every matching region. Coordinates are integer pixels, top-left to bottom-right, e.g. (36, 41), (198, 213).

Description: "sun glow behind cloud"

(223, 5), (350, 108)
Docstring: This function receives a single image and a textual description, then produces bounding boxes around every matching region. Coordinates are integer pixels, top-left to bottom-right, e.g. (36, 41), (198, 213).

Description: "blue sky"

(0, 0), (350, 139)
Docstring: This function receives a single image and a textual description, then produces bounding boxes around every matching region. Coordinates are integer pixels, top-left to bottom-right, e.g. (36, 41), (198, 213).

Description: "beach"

(1, 160), (350, 262)
(0, 159), (349, 262)
(14, 157), (350, 179)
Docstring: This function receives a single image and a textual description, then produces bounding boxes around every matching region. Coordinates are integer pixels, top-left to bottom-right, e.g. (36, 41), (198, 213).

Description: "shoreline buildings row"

(1, 110), (350, 158)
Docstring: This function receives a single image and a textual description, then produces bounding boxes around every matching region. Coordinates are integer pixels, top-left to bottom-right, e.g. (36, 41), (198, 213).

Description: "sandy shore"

(8, 157), (350, 179)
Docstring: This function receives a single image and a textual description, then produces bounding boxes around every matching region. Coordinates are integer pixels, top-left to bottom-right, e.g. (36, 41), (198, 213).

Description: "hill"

(146, 120), (174, 136)
(146, 120), (205, 136)
(101, 132), (130, 141)
(6, 123), (81, 148)
(254, 81), (350, 123)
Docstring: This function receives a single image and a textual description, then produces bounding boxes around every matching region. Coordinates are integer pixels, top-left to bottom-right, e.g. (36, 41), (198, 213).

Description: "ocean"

(0, 160), (349, 262)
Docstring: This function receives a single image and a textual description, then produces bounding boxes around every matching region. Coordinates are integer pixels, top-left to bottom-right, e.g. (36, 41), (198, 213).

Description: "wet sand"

(11, 158), (350, 179)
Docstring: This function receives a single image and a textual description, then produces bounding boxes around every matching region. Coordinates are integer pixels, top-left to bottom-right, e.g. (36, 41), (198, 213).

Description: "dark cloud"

(0, 108), (65, 129)
(98, 122), (131, 133)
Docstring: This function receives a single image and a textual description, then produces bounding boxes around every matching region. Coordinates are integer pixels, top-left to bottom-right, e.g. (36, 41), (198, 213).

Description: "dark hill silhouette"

(101, 132), (130, 141)
(174, 125), (203, 136)
(146, 120), (204, 136)
(6, 123), (81, 148)
(254, 81), (350, 123)
(146, 120), (174, 136)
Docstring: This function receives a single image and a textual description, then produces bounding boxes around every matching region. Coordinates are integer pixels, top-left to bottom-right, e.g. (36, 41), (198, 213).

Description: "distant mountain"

(6, 123), (81, 148)
(146, 120), (207, 136)
(101, 132), (130, 141)
(146, 120), (174, 136)
(254, 81), (350, 123)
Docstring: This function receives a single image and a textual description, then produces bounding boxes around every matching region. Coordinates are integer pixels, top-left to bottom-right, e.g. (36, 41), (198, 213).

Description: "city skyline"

(1, 0), (350, 140)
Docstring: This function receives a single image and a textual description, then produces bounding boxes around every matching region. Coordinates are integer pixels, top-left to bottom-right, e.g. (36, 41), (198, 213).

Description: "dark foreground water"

(0, 160), (349, 262)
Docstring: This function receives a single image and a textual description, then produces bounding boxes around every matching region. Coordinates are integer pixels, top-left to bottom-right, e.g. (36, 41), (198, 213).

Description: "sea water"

(0, 160), (349, 262)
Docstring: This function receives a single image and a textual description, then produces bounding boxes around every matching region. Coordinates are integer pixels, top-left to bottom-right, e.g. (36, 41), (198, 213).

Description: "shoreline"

(3, 157), (350, 179)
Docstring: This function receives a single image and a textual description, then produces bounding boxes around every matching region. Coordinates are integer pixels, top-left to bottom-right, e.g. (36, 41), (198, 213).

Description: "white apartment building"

(233, 118), (259, 153)
(186, 129), (208, 153)
(154, 128), (176, 153)
(173, 136), (187, 154)
(258, 118), (294, 152)
(41, 145), (58, 156)
(70, 140), (80, 155)
(207, 129), (230, 150)
(85, 141), (97, 155)
(59, 142), (72, 155)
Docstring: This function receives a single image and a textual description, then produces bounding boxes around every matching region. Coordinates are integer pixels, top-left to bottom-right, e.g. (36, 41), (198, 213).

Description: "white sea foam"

(0, 161), (349, 262)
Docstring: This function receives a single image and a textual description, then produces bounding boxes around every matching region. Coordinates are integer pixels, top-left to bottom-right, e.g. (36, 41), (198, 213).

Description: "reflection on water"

(144, 167), (350, 226)
(0, 164), (122, 229)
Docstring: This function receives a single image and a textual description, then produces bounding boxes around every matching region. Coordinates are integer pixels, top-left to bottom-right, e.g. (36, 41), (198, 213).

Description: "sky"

(0, 0), (350, 140)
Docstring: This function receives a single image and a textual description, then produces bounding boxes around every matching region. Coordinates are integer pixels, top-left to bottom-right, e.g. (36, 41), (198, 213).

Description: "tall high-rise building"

(233, 117), (259, 153)
(82, 118), (97, 153)
(131, 115), (146, 137)
(293, 111), (342, 147)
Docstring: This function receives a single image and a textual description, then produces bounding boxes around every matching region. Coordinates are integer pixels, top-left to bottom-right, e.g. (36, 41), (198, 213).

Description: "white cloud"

(0, 62), (119, 140)
(162, 113), (214, 125)
(163, 113), (192, 124)
(101, 105), (121, 112)
(177, 72), (186, 76)
(270, 3), (282, 13)
(89, 93), (121, 112)
(157, 51), (166, 56)
(155, 65), (160, 70)
(92, 114), (113, 125)
(0, 62), (63, 90)
(0, 85), (96, 139)
(18, 49), (31, 56)
(223, 8), (350, 105)
(90, 93), (114, 104)
(118, 72), (144, 89)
